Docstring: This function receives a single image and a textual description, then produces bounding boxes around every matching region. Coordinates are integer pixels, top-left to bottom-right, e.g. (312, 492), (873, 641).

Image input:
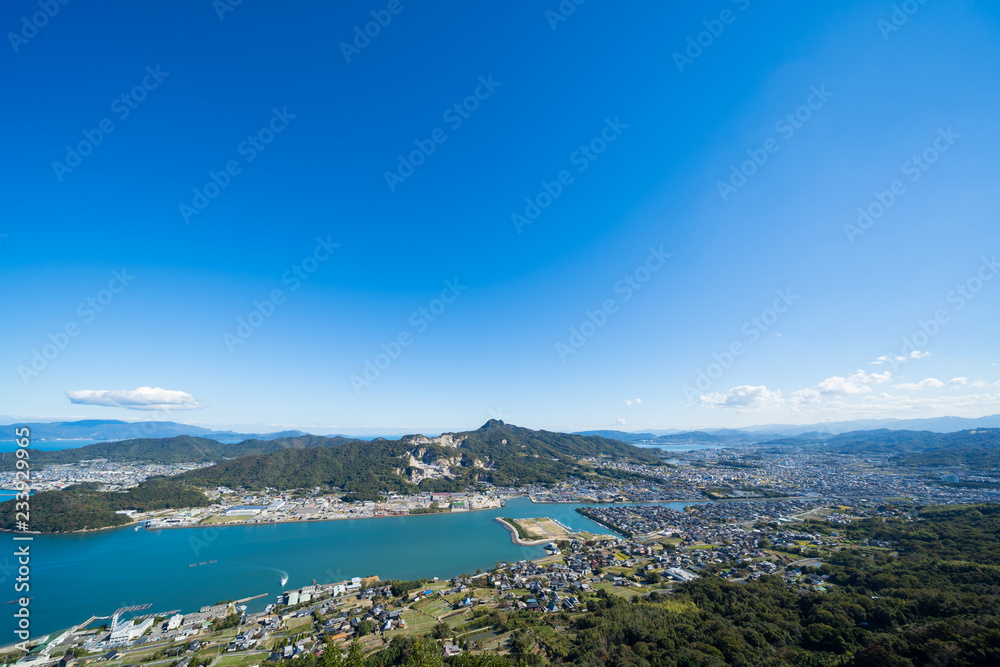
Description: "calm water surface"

(0, 440), (101, 453)
(2, 497), (703, 638)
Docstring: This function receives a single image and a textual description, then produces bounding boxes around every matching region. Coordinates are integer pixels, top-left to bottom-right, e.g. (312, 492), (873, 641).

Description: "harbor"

(1, 497), (691, 639)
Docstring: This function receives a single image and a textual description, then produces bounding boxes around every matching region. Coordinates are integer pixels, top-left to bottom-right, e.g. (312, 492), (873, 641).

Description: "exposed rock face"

(396, 438), (491, 482)
(401, 433), (463, 448)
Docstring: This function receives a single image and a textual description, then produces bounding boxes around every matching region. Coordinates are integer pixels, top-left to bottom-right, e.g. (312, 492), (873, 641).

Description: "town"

(3, 438), (998, 664)
(1, 492), (933, 667)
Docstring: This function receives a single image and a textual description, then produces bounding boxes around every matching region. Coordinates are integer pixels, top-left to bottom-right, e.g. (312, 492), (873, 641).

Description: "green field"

(413, 597), (451, 618)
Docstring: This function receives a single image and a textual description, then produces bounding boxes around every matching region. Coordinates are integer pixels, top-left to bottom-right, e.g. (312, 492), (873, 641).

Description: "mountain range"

(0, 419), (308, 442)
(0, 420), (661, 532)
(7, 414), (1000, 445)
(577, 414), (1000, 443)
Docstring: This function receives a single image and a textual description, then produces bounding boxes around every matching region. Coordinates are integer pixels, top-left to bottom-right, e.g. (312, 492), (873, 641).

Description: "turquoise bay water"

(2, 498), (701, 639)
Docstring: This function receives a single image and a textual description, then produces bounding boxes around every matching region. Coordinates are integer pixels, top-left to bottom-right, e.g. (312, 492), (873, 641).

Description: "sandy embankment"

(494, 517), (556, 546)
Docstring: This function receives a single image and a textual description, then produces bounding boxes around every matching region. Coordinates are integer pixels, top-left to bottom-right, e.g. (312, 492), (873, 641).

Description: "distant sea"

(637, 442), (726, 452)
(0, 439), (100, 452)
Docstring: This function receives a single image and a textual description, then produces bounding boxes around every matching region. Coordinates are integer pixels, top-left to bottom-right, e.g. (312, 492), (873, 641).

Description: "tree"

(319, 641), (344, 667)
(345, 640), (364, 667)
(430, 622), (450, 639)
(405, 638), (443, 667)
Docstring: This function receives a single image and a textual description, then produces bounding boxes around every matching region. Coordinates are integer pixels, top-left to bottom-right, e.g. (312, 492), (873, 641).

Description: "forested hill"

(0, 422), (663, 530)
(460, 420), (659, 464)
(0, 434), (359, 469)
(381, 504), (1000, 666)
(180, 420), (661, 492)
(0, 477), (211, 533)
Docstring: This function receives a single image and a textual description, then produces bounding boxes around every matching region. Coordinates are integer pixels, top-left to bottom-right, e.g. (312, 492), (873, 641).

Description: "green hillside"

(180, 420), (661, 492)
(0, 477), (210, 532)
(0, 422), (663, 531)
(0, 434), (357, 469)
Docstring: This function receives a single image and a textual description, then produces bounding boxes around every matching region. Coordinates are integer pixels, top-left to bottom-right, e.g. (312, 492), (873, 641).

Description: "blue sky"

(2, 0), (999, 434)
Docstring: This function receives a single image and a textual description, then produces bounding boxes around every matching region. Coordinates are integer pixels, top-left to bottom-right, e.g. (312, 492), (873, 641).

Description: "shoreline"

(574, 508), (633, 538)
(493, 517), (557, 546)
(6, 494), (743, 536)
(1, 495), (722, 536)
(0, 501), (508, 535)
(0, 520), (570, 652)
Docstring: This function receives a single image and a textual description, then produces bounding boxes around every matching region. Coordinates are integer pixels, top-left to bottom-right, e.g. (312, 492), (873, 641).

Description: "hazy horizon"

(5, 410), (1000, 439)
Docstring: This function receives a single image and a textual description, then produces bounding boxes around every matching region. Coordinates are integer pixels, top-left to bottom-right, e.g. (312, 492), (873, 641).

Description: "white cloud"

(624, 398), (642, 406)
(612, 418), (626, 426)
(817, 370), (892, 396)
(871, 350), (930, 365)
(66, 387), (204, 411)
(790, 388), (821, 405)
(700, 385), (782, 410)
(892, 378), (945, 391)
(949, 377), (968, 387)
